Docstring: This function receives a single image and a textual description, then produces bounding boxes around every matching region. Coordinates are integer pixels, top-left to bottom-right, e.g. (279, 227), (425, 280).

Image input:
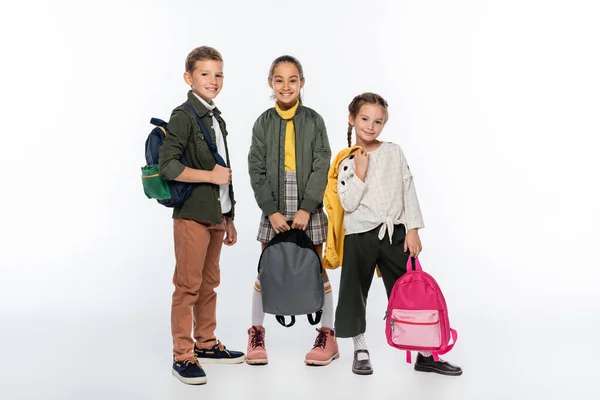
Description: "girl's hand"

(354, 150), (369, 182)
(291, 209), (310, 231)
(223, 217), (237, 246)
(268, 212), (290, 234)
(404, 229), (422, 258)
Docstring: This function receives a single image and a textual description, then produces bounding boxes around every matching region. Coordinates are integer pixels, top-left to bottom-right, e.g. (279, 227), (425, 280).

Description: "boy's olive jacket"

(158, 91), (235, 224)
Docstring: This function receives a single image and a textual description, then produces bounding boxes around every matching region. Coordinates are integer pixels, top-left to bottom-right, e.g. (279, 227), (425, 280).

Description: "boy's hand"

(404, 229), (422, 258)
(211, 165), (232, 185)
(354, 150), (369, 182)
(268, 212), (290, 234)
(291, 209), (310, 231)
(223, 217), (237, 246)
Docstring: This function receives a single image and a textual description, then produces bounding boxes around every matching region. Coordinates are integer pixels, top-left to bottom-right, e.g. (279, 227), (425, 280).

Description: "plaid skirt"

(257, 170), (328, 244)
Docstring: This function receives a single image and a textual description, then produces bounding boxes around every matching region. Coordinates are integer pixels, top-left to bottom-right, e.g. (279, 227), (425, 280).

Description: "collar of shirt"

(193, 92), (216, 111)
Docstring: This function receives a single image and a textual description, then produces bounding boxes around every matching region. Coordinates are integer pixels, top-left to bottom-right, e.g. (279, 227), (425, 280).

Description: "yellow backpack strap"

(158, 126), (167, 136)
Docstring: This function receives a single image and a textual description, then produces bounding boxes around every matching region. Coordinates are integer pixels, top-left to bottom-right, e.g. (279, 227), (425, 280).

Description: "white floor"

(1, 303), (598, 400)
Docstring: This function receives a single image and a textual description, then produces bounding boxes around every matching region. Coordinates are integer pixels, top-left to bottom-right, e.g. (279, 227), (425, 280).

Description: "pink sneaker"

(246, 326), (268, 365)
(305, 328), (340, 366)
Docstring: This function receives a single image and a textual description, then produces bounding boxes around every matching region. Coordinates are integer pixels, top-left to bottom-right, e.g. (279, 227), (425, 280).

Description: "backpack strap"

(405, 328), (458, 364)
(182, 103), (227, 167)
(435, 328), (458, 358)
(276, 315), (296, 327)
(406, 257), (423, 272)
(150, 117), (167, 127)
(307, 310), (322, 326)
(150, 118), (168, 136)
(407, 329), (457, 364)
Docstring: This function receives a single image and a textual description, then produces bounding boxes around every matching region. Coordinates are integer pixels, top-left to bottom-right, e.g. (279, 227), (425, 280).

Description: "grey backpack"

(258, 228), (324, 327)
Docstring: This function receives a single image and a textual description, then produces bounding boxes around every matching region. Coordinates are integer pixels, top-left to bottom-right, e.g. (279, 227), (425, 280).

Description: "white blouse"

(338, 142), (425, 242)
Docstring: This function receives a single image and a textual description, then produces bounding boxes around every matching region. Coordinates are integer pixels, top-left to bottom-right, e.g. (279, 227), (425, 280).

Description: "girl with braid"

(329, 92), (463, 376)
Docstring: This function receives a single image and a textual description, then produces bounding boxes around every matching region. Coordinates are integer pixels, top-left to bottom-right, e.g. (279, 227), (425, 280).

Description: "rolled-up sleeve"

(158, 111), (191, 181)
(338, 157), (367, 212)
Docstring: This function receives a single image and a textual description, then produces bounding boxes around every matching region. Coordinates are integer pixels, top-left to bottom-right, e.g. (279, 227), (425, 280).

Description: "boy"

(158, 46), (245, 385)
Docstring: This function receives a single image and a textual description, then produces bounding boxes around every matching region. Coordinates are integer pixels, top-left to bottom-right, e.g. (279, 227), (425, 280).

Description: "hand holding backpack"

(385, 257), (458, 363)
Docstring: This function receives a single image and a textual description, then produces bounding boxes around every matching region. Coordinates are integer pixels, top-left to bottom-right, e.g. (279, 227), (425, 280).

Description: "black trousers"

(334, 224), (409, 338)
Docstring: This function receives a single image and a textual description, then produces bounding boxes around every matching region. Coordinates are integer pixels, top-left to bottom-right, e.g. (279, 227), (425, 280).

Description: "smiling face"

(184, 59), (224, 103)
(269, 62), (304, 110)
(350, 103), (387, 145)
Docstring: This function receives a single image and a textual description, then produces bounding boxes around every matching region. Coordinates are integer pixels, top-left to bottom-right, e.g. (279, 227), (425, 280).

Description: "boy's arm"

(158, 110), (215, 183)
(300, 115), (332, 213)
(248, 119), (278, 215)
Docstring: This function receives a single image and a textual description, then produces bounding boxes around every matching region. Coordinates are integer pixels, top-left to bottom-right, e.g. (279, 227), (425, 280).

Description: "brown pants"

(171, 218), (225, 361)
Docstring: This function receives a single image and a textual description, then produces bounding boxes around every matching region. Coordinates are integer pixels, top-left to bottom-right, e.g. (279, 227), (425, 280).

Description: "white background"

(1, 0), (599, 399)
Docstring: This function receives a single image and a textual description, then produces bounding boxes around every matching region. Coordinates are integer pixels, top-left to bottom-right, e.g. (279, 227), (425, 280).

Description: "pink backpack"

(385, 257), (458, 363)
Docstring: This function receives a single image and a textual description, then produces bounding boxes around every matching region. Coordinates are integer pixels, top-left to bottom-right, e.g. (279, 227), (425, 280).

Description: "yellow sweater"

(275, 101), (299, 171)
(324, 146), (382, 277)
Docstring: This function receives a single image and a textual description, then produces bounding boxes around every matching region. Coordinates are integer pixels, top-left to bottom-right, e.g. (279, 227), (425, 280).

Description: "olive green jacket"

(248, 105), (331, 216)
(158, 91), (235, 224)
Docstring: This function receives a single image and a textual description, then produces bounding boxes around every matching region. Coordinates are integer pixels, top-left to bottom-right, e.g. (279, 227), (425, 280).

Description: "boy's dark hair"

(185, 46), (223, 74)
(347, 92), (389, 147)
(268, 55), (305, 104)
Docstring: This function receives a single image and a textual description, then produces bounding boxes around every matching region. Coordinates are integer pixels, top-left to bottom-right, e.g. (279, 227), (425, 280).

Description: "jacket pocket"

(194, 129), (216, 168)
(390, 309), (441, 348)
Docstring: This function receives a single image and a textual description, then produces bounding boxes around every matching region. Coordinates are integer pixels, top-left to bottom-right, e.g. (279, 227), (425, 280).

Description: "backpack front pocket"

(390, 309), (441, 348)
(141, 164), (171, 200)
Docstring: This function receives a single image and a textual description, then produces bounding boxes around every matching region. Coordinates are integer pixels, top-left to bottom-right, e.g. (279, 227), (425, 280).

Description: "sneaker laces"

(216, 340), (231, 356)
(250, 327), (265, 349)
(181, 357), (201, 368)
(312, 329), (328, 349)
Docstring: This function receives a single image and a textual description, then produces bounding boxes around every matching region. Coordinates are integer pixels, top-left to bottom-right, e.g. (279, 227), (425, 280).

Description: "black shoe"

(414, 353), (463, 376)
(352, 350), (373, 375)
(195, 340), (246, 364)
(172, 358), (207, 385)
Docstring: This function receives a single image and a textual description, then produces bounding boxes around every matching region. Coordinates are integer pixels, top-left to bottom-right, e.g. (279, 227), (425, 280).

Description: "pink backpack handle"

(406, 257), (423, 272)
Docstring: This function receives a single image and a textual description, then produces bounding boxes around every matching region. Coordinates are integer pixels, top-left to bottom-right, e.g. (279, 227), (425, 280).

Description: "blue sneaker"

(172, 358), (207, 385)
(195, 340), (246, 364)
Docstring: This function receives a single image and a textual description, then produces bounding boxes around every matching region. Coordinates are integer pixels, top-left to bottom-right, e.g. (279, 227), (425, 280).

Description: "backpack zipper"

(391, 317), (438, 326)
